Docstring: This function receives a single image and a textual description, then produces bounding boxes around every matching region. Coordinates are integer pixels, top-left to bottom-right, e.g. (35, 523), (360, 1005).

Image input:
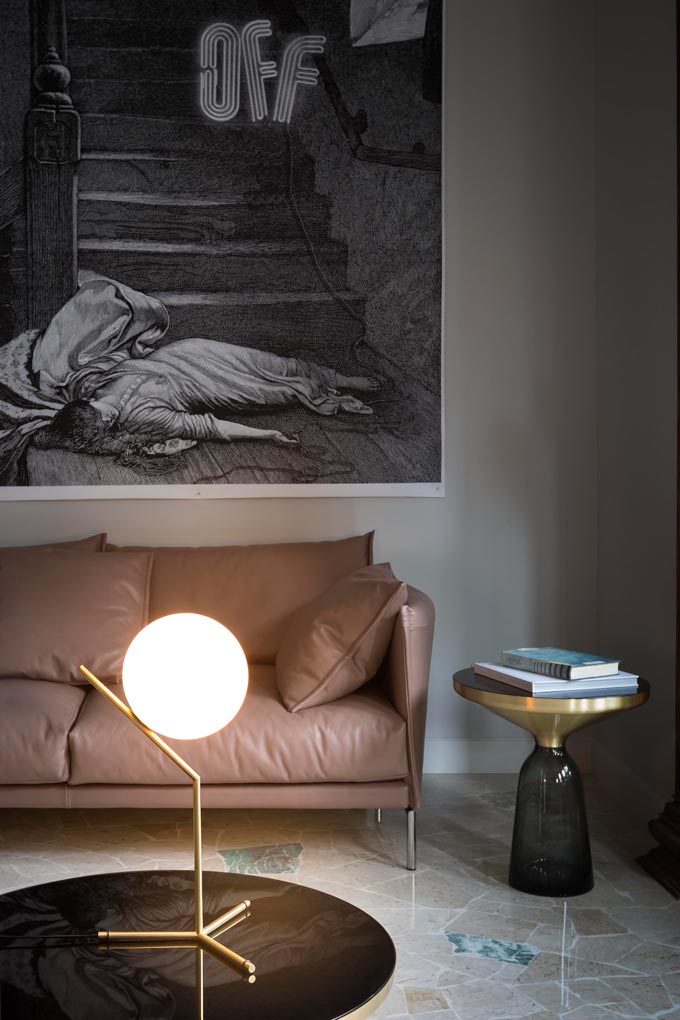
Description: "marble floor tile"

(405, 986), (450, 1013)
(616, 941), (680, 975)
(447, 908), (540, 943)
(1, 774), (679, 1020)
(558, 1006), (624, 1019)
(573, 932), (643, 962)
(442, 976), (539, 1018)
(405, 1012), (459, 1020)
(565, 908), (629, 935)
(603, 975), (675, 1013)
(518, 951), (643, 984)
(663, 971), (680, 1000)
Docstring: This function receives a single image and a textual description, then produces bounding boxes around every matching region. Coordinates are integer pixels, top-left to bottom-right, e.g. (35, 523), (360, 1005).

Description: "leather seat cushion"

(0, 680), (87, 783)
(68, 665), (408, 785)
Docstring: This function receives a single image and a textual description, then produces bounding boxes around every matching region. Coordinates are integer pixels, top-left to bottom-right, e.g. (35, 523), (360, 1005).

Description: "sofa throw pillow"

(0, 549), (151, 684)
(0, 534), (107, 552)
(275, 563), (407, 712)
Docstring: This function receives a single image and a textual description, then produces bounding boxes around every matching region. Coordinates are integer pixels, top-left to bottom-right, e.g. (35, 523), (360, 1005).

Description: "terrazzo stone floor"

(1, 774), (679, 1019)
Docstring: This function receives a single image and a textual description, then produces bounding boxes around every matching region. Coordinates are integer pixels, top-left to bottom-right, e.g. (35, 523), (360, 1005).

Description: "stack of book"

(474, 647), (639, 695)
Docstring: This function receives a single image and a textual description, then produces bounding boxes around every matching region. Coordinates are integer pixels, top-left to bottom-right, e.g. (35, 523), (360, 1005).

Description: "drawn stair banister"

(26, 0), (80, 329)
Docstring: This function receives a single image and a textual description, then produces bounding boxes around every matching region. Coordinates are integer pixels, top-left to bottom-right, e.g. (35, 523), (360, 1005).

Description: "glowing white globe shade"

(122, 613), (248, 740)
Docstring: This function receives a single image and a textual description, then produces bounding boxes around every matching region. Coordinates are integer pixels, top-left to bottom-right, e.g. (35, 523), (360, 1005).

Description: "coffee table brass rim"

(454, 678), (649, 715)
(339, 973), (394, 1019)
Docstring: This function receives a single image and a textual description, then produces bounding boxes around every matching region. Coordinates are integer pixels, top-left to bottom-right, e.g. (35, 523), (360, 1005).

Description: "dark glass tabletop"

(0, 871), (395, 1020)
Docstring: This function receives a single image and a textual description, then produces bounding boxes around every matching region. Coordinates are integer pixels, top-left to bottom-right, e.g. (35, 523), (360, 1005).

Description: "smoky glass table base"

(454, 668), (649, 897)
(0, 871), (395, 1019)
(510, 743), (593, 895)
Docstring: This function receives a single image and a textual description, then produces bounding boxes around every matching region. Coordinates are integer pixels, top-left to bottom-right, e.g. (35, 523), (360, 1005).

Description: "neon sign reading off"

(199, 20), (326, 125)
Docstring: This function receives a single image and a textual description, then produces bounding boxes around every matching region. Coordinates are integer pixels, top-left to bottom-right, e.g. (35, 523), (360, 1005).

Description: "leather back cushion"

(0, 550), (151, 683)
(0, 534), (106, 552)
(107, 534), (373, 663)
(276, 563), (407, 711)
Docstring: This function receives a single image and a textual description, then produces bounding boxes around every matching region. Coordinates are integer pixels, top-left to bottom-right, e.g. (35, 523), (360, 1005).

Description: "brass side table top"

(453, 669), (650, 747)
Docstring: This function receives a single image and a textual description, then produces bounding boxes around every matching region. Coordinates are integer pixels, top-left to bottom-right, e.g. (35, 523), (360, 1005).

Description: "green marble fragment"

(218, 842), (303, 874)
(445, 931), (538, 966)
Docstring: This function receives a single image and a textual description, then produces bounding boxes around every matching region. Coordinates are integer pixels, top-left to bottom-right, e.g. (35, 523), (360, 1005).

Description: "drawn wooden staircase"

(66, 0), (365, 358)
(22, 0), (440, 488)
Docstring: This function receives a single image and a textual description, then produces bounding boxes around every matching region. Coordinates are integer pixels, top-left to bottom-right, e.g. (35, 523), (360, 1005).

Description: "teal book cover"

(500, 647), (619, 680)
(503, 647), (615, 666)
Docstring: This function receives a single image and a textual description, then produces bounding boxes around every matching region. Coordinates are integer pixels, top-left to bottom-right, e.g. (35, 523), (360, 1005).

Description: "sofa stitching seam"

(400, 609), (419, 808)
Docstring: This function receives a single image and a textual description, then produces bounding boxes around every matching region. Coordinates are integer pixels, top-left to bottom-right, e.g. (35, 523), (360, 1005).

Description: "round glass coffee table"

(0, 870), (395, 1018)
(453, 668), (650, 896)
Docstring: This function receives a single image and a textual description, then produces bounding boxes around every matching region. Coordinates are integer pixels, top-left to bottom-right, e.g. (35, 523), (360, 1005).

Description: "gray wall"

(594, 0), (676, 811)
(0, 0), (601, 776)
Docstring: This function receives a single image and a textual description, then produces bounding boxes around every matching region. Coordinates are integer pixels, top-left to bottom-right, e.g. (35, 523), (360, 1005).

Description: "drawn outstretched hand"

(274, 431), (300, 446)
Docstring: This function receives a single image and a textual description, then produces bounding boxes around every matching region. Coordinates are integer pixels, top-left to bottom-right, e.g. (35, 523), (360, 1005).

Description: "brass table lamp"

(79, 612), (255, 979)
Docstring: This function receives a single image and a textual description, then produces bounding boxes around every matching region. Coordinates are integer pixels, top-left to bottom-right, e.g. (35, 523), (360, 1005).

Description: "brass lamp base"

(78, 665), (256, 981)
(99, 899), (256, 979)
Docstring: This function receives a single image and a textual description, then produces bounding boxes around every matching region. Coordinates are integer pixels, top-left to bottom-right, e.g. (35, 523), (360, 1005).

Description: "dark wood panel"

(79, 115), (289, 158)
(68, 0), (252, 22)
(0, 163), (24, 231)
(71, 80), (201, 118)
(70, 46), (196, 81)
(154, 291), (365, 349)
(638, 0), (680, 898)
(69, 18), (208, 50)
(78, 196), (329, 243)
(78, 244), (347, 293)
(25, 106), (80, 329)
(78, 152), (313, 198)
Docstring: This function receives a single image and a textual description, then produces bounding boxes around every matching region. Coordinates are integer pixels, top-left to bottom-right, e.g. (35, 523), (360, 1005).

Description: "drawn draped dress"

(0, 276), (353, 482)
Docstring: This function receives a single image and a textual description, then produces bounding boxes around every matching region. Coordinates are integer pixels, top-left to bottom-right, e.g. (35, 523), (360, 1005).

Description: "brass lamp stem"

(193, 771), (203, 933)
(77, 665), (255, 980)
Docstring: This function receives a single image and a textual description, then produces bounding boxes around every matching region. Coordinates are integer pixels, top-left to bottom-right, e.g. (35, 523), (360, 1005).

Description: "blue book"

(499, 646), (620, 680)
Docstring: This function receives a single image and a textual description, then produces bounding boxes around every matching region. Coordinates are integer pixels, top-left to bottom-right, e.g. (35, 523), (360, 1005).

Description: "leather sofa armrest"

(381, 585), (435, 809)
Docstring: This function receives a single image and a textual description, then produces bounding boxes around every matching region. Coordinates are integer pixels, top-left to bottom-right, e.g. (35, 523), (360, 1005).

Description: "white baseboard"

(423, 736), (533, 773)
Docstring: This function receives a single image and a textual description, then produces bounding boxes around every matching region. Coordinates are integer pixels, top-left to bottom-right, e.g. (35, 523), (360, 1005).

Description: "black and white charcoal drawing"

(0, 0), (442, 496)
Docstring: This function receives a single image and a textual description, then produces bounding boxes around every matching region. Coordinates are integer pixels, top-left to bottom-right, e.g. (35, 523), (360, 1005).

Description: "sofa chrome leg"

(406, 808), (416, 871)
(375, 808), (382, 824)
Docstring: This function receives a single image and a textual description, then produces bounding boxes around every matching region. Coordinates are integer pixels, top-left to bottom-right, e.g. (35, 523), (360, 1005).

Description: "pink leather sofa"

(0, 533), (434, 868)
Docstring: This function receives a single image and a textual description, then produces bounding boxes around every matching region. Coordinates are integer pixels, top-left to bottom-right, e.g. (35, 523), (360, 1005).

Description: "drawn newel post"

(25, 43), (80, 329)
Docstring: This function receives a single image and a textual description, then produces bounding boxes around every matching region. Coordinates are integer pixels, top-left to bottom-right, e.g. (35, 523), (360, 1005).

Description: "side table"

(453, 668), (650, 896)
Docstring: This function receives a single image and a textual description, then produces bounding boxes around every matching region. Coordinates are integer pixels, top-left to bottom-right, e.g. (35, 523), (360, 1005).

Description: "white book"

(474, 662), (639, 695)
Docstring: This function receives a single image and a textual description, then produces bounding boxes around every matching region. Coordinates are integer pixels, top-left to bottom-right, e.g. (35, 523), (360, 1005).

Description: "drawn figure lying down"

(0, 276), (378, 482)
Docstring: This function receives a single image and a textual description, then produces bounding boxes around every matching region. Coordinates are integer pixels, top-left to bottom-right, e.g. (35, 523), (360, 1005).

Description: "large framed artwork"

(0, 0), (442, 498)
